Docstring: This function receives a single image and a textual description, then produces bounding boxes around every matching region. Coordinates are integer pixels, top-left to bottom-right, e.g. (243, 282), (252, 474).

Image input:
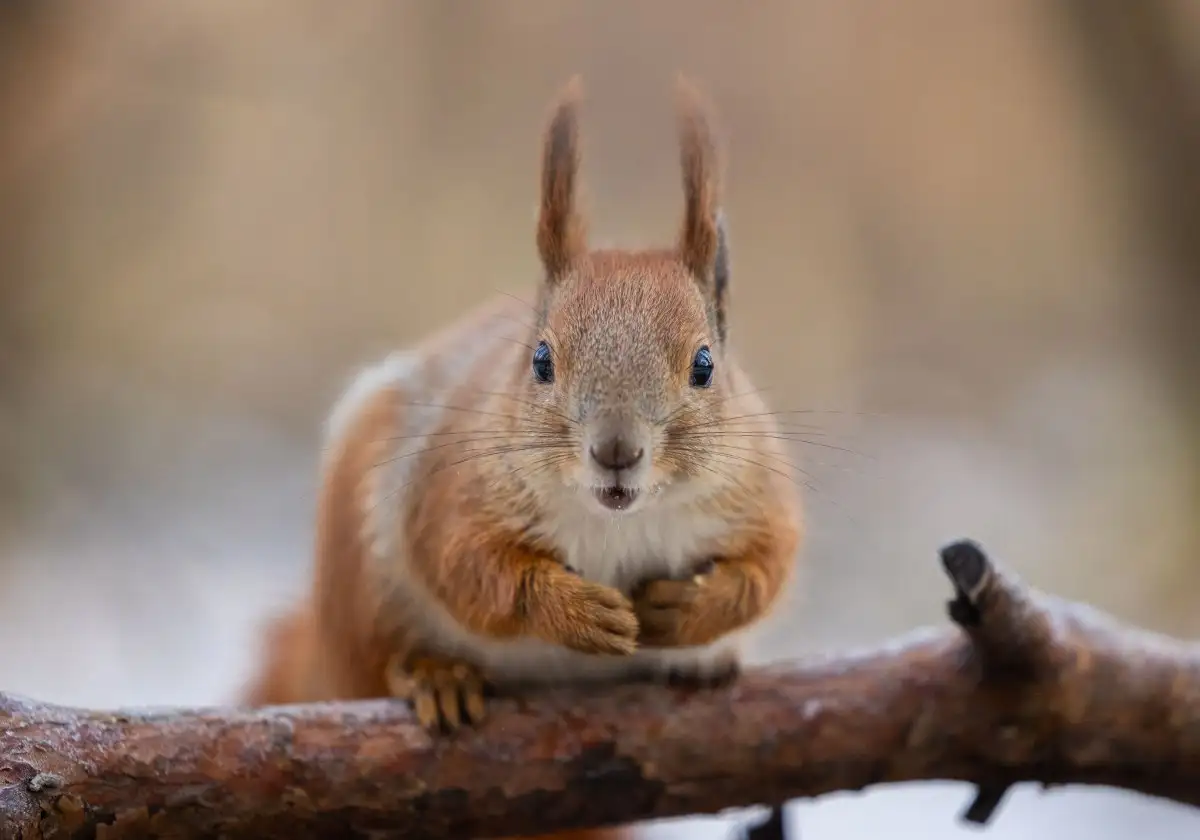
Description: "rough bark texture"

(2, 540), (1199, 839)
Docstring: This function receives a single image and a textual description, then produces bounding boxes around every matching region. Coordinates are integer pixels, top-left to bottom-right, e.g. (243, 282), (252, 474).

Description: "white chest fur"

(533, 490), (727, 593)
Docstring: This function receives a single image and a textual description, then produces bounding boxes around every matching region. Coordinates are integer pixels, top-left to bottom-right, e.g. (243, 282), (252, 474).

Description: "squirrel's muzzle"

(588, 435), (645, 472)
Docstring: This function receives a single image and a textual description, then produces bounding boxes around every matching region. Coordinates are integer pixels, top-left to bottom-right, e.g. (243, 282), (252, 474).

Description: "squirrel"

(241, 75), (803, 840)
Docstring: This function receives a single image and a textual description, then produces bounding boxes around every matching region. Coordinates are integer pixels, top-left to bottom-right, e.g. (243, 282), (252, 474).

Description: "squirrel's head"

(522, 76), (736, 516)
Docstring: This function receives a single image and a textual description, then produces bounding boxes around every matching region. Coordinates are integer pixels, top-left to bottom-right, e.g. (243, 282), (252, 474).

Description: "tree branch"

(2, 540), (1198, 839)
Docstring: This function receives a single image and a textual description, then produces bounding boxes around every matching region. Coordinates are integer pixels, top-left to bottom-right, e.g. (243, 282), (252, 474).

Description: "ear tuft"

(675, 74), (724, 288)
(536, 76), (587, 284)
(675, 74), (729, 335)
(713, 209), (730, 343)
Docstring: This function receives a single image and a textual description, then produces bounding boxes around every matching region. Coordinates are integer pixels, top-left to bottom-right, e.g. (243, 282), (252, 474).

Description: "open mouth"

(593, 485), (639, 512)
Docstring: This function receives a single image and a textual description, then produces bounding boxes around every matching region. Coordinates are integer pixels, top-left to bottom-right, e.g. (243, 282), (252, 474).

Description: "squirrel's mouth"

(593, 485), (639, 512)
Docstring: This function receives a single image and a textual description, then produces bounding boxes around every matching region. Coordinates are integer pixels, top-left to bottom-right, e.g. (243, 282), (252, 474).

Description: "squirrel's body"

(243, 76), (803, 839)
(248, 285), (791, 704)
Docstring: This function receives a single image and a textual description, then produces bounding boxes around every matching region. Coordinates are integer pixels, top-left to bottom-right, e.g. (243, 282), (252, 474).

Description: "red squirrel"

(242, 75), (803, 838)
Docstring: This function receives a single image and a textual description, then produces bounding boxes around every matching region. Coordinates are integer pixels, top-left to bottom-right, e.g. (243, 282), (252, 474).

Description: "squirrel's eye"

(690, 345), (714, 388)
(532, 341), (554, 383)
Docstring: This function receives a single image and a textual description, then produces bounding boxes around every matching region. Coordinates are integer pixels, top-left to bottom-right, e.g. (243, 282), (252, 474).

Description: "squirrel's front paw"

(386, 653), (489, 732)
(632, 559), (717, 648)
(530, 573), (639, 656)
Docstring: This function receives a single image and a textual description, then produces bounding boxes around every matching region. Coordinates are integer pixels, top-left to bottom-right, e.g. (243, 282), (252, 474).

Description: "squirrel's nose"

(589, 436), (645, 472)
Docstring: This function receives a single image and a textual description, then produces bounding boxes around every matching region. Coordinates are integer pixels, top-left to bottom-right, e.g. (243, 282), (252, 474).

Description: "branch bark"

(2, 540), (1199, 839)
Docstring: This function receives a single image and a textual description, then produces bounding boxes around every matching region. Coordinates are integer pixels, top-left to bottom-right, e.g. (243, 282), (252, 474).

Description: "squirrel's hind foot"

(386, 652), (489, 732)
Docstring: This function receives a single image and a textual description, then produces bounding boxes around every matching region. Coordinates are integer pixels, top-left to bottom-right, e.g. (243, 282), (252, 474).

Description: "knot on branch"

(937, 539), (1199, 824)
(941, 539), (1058, 679)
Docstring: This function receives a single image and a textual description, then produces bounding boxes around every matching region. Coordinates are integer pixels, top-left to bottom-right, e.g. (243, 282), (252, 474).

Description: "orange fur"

(241, 607), (315, 706)
(242, 76), (803, 840)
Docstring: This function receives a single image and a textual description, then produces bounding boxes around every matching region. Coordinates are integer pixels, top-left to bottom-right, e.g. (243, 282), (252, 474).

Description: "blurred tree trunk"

(0, 2), (76, 527)
(1054, 0), (1200, 608)
(1055, 0), (1199, 425)
(0, 3), (99, 382)
(0, 1), (49, 374)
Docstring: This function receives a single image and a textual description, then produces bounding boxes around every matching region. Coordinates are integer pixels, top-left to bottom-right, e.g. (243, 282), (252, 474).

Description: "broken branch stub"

(1, 540), (1199, 839)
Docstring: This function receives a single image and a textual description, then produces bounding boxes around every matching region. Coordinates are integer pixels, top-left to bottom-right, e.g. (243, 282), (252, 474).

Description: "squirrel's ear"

(537, 76), (587, 285)
(674, 74), (729, 336)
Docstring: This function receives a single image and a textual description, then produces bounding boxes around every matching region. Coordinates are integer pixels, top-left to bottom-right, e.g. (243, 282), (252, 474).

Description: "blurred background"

(1, 2), (1197, 838)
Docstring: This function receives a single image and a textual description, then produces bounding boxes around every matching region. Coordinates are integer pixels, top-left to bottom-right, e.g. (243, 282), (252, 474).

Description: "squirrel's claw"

(387, 654), (489, 733)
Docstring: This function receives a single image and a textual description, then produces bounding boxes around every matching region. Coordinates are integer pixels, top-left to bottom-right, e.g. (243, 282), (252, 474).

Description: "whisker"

(501, 309), (565, 356)
(675, 440), (816, 479)
(372, 433), (574, 470)
(682, 421), (848, 437)
(453, 389), (579, 425)
(493, 288), (542, 321)
(391, 401), (531, 423)
(376, 428), (563, 444)
(510, 452), (577, 484)
(495, 335), (537, 353)
(670, 430), (872, 460)
(658, 385), (774, 427)
(371, 442), (577, 513)
(494, 310), (537, 330)
(407, 444), (572, 486)
(667, 410), (869, 439)
(692, 447), (830, 501)
(659, 451), (758, 499)
(676, 439), (870, 482)
(672, 442), (811, 484)
(668, 445), (859, 525)
(719, 409), (884, 424)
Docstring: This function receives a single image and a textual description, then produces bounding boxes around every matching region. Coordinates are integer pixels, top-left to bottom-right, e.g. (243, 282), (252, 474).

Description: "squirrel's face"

(524, 75), (733, 515)
(526, 252), (725, 516)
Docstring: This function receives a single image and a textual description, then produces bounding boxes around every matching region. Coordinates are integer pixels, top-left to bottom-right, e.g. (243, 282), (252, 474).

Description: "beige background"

(1, 3), (1197, 838)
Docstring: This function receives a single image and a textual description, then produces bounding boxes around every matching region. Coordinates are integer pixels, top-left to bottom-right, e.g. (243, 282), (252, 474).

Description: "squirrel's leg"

(387, 541), (639, 731)
(412, 539), (640, 656)
(630, 530), (797, 653)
